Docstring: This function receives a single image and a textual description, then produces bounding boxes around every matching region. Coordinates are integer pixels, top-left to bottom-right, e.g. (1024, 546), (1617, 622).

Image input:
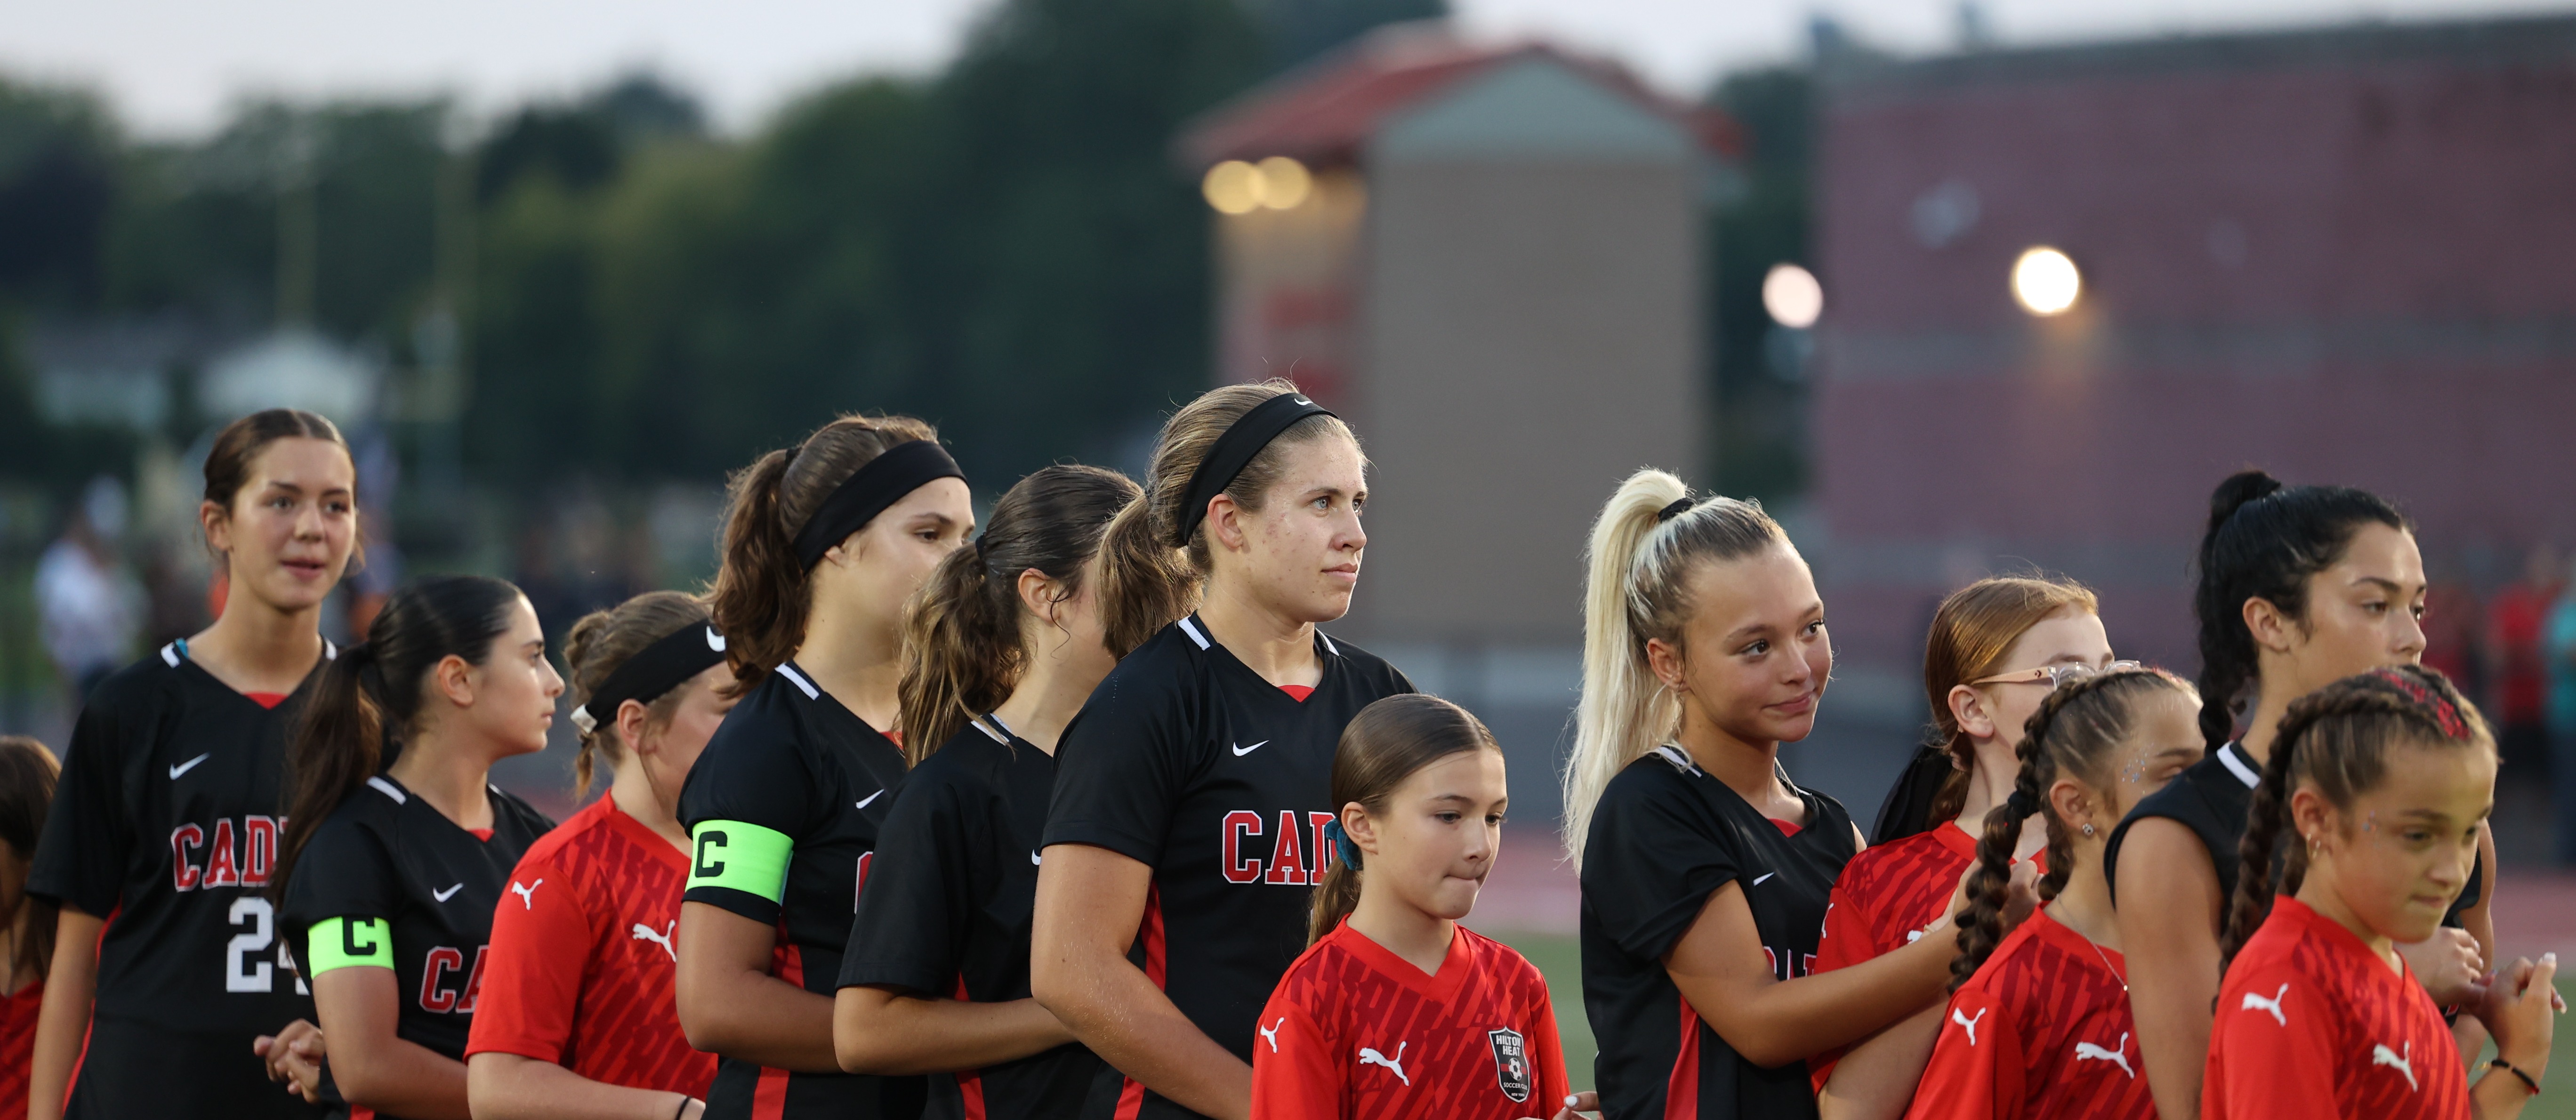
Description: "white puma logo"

(630, 920), (676, 961)
(2372, 1041), (2418, 1092)
(1950, 1007), (1987, 1046)
(2074, 1033), (2135, 1079)
(169, 753), (211, 780)
(1357, 1041), (1408, 1085)
(1259, 1016), (1284, 1053)
(509, 879), (543, 909)
(2241, 983), (2288, 1027)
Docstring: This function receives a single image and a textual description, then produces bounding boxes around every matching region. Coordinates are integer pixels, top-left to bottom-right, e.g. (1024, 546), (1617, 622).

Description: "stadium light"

(1255, 157), (1311, 209)
(1762, 263), (1823, 329)
(2012, 247), (2081, 315)
(1203, 161), (1261, 215)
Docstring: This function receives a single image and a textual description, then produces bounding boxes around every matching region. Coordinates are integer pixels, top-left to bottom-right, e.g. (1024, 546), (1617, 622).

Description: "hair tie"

(2005, 789), (2042, 818)
(789, 440), (967, 569)
(1320, 817), (1363, 871)
(1656, 496), (1699, 523)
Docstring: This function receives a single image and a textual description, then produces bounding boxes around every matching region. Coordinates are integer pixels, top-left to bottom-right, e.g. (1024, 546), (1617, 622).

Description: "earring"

(2081, 822), (2095, 837)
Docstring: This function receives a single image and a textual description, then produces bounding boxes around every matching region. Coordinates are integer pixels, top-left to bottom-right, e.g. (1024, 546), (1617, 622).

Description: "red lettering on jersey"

(853, 851), (875, 911)
(1264, 810), (1309, 885)
(420, 947), (466, 1013)
(242, 816), (277, 886)
(1306, 811), (1337, 884)
(1763, 947), (1779, 979)
(1223, 810), (1264, 884)
(456, 945), (489, 1013)
(203, 818), (241, 887)
(169, 823), (205, 891)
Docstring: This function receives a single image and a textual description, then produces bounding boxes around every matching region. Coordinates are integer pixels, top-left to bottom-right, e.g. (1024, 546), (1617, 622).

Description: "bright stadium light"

(1762, 263), (1823, 329)
(1255, 157), (1311, 209)
(1203, 160), (1261, 215)
(2012, 247), (2081, 315)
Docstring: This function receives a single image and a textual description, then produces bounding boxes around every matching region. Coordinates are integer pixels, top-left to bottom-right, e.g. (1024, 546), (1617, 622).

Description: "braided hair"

(1950, 666), (2198, 990)
(2221, 664), (2492, 968)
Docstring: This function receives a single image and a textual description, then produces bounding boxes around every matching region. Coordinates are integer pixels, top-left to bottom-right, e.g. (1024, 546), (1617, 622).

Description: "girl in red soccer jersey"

(0, 736), (60, 1120)
(1812, 578), (2119, 1117)
(2207, 665), (2557, 1120)
(463, 591), (736, 1119)
(1903, 667), (2203, 1120)
(1252, 694), (1593, 1120)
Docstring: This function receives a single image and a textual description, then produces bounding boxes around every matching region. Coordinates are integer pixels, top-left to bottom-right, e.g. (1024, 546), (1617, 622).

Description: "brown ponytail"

(564, 591), (713, 796)
(0, 735), (60, 982)
(1951, 666), (2197, 989)
(1918, 577), (2100, 830)
(2221, 664), (2490, 968)
(1309, 694), (1502, 945)
(708, 413), (940, 688)
(899, 465), (1138, 761)
(1094, 379), (1354, 658)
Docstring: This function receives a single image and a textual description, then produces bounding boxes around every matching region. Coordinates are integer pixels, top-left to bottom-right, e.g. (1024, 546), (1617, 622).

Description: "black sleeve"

(1042, 676), (1193, 865)
(27, 680), (146, 917)
(838, 760), (977, 994)
(677, 721), (824, 925)
(280, 814), (399, 959)
(1580, 769), (1741, 963)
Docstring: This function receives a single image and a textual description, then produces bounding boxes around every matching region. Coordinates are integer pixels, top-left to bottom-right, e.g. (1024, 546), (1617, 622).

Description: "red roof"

(1178, 26), (1741, 170)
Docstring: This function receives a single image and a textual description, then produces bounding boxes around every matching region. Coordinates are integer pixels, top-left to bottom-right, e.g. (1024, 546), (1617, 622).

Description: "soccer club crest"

(1488, 1026), (1531, 1103)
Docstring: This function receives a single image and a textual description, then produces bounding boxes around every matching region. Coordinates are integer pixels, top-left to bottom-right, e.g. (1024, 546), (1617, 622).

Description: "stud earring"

(2081, 822), (2095, 837)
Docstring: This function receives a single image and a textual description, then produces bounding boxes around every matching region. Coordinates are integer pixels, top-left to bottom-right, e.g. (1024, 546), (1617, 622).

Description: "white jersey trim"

(1178, 617), (1211, 650)
(161, 642), (181, 668)
(2217, 741), (2260, 789)
(1318, 631), (1338, 656)
(1654, 744), (1703, 776)
(775, 662), (821, 700)
(367, 776), (408, 804)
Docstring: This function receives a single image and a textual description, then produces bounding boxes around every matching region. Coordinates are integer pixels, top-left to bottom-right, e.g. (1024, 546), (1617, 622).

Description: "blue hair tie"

(1320, 817), (1363, 871)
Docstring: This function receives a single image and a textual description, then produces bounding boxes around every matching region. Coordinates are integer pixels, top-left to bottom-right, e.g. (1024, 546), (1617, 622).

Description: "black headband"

(1173, 392), (1336, 547)
(570, 622), (729, 735)
(790, 440), (966, 568)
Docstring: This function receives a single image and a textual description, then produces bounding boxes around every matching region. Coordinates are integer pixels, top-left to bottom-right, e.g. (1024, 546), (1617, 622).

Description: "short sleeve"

(1524, 974), (1573, 1117)
(679, 724), (823, 924)
(1579, 768), (1739, 963)
(281, 816), (399, 969)
(1042, 672), (1191, 864)
(2204, 968), (2339, 1120)
(838, 763), (976, 994)
(27, 687), (144, 917)
(1900, 988), (2018, 1120)
(1804, 873), (1883, 1092)
(464, 847), (591, 1063)
(1248, 990), (1341, 1120)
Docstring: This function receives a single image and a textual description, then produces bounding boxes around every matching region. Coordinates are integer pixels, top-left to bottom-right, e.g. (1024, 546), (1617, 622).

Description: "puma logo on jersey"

(631, 920), (676, 961)
(2372, 1041), (2418, 1091)
(1232, 740), (1269, 757)
(433, 883), (464, 902)
(508, 879), (542, 909)
(1259, 1016), (1284, 1053)
(1950, 1007), (1987, 1046)
(2241, 983), (2288, 1027)
(2074, 1033), (2134, 1078)
(856, 790), (884, 810)
(1358, 1041), (1408, 1085)
(169, 753), (211, 779)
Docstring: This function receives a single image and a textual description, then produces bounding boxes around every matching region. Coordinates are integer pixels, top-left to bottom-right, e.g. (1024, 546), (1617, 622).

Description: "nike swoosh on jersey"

(433, 883), (464, 902)
(1030, 850), (1044, 865)
(169, 753), (211, 779)
(856, 790), (884, 809)
(1232, 740), (1270, 757)
(1752, 872), (1776, 885)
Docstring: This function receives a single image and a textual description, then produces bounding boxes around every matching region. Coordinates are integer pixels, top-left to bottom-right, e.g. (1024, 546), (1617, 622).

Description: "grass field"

(1489, 931), (2575, 1116)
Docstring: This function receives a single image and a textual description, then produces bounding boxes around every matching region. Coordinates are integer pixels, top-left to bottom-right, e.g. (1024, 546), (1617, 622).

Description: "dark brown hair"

(1095, 379), (1354, 659)
(899, 465), (1138, 762)
(0, 736), (60, 983)
(2193, 471), (2409, 753)
(564, 591), (714, 796)
(2221, 664), (2492, 967)
(1308, 694), (1502, 945)
(272, 575), (523, 905)
(201, 408), (361, 568)
(1950, 667), (2197, 989)
(708, 414), (942, 688)
(1920, 577), (2101, 829)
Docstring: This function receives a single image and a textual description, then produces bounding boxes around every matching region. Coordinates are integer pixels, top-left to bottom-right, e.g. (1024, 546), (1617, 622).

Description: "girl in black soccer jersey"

(1030, 380), (1413, 1120)
(676, 414), (973, 1120)
(1566, 469), (2010, 1120)
(835, 465), (1178, 1118)
(2105, 473), (2494, 1119)
(28, 410), (354, 1120)
(264, 574), (561, 1119)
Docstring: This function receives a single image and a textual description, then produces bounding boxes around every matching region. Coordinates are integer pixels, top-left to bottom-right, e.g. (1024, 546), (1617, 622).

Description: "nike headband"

(1173, 392), (1337, 547)
(790, 439), (966, 568)
(570, 622), (729, 735)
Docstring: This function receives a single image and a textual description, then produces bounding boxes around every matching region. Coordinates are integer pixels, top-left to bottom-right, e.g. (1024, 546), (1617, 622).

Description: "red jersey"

(1808, 824), (1976, 1092)
(2204, 897), (2467, 1120)
(1901, 908), (2149, 1120)
(0, 979), (39, 1120)
(463, 796), (716, 1098)
(1252, 922), (1569, 1120)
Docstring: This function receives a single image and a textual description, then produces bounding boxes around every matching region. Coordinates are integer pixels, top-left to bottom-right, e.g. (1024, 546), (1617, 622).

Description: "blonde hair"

(563, 591), (713, 797)
(1562, 468), (1787, 869)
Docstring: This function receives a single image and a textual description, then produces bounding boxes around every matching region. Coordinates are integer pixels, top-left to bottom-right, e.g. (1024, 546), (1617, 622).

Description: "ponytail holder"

(1656, 495), (1699, 523)
(1320, 817), (1363, 870)
(2005, 789), (2042, 818)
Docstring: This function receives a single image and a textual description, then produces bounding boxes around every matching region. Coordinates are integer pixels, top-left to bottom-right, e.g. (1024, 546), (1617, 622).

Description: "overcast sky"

(6, 0), (2569, 138)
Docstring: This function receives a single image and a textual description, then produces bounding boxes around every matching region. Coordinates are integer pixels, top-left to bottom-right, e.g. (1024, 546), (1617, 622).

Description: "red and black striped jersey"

(1251, 922), (1569, 1120)
(1902, 907), (2149, 1120)
(465, 795), (715, 1099)
(2204, 897), (2467, 1120)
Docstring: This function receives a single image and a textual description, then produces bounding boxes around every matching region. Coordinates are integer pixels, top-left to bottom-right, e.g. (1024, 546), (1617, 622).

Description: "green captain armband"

(688, 820), (794, 903)
(307, 917), (394, 975)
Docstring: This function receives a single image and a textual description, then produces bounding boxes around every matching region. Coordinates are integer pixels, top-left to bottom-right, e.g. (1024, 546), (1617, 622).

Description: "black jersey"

(1042, 615), (1412, 1120)
(678, 661), (926, 1120)
(26, 641), (330, 1120)
(838, 716), (1105, 1119)
(1580, 745), (1857, 1120)
(280, 774), (553, 1091)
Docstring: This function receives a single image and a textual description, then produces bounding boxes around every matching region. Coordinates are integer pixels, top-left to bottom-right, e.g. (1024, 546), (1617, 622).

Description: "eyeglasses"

(1969, 660), (2142, 691)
